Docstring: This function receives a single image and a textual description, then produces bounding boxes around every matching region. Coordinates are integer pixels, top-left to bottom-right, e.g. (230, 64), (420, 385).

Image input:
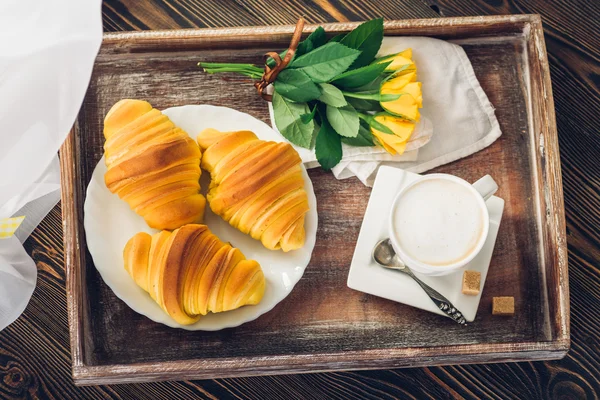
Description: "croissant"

(103, 99), (206, 230)
(123, 224), (265, 325)
(197, 129), (309, 252)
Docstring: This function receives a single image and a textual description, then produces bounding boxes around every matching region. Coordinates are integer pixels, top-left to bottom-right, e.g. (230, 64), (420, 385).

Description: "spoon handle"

(402, 268), (468, 325)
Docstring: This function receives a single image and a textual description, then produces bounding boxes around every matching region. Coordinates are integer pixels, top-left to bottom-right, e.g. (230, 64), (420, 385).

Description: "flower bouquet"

(199, 18), (423, 169)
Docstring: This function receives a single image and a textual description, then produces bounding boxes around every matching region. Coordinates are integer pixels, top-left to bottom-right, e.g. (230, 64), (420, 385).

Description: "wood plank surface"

(1, 0), (598, 398)
(63, 16), (567, 384)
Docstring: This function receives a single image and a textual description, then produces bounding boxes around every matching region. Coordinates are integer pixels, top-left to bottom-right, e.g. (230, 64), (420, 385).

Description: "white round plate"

(84, 105), (318, 331)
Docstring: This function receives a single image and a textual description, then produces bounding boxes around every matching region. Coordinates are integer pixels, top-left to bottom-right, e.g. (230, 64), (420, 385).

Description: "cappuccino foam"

(393, 178), (485, 266)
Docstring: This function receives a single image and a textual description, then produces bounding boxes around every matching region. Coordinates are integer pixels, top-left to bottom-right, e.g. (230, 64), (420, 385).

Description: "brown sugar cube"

(461, 270), (481, 295)
(492, 297), (515, 316)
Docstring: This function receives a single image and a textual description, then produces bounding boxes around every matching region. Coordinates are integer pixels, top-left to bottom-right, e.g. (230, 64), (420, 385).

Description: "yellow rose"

(381, 71), (416, 91)
(370, 114), (416, 155)
(375, 49), (414, 72)
(380, 81), (422, 121)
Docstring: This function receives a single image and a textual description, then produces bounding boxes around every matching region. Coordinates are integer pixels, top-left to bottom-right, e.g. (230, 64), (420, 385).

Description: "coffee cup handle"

(472, 175), (498, 201)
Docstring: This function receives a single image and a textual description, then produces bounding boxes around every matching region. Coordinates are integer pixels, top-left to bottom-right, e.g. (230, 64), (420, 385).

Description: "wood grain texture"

(59, 15), (566, 384)
(0, 0), (598, 398)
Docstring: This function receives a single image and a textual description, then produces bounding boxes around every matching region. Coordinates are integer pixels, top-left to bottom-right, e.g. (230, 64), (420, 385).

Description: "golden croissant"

(103, 99), (206, 230)
(197, 129), (309, 252)
(124, 224), (265, 325)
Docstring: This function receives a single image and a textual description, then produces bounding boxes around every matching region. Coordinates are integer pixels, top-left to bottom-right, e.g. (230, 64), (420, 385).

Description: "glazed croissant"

(103, 99), (206, 230)
(197, 129), (309, 252)
(124, 224), (265, 325)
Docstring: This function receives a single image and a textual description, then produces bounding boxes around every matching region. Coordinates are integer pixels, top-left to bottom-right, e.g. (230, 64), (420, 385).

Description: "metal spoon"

(372, 238), (467, 325)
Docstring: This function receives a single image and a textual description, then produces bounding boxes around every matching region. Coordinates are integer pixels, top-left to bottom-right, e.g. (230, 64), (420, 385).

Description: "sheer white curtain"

(0, 0), (102, 331)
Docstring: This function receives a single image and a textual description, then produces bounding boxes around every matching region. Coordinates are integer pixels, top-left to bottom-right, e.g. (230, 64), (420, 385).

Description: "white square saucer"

(347, 166), (504, 322)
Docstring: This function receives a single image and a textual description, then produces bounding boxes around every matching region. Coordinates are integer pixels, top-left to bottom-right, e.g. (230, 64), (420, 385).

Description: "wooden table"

(1, 1), (598, 398)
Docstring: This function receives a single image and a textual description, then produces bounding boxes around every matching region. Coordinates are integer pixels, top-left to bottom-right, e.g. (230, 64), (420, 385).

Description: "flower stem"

(342, 91), (379, 100)
(342, 91), (401, 102)
(379, 93), (403, 102)
(357, 113), (371, 122)
(198, 62), (263, 74)
(202, 66), (264, 79)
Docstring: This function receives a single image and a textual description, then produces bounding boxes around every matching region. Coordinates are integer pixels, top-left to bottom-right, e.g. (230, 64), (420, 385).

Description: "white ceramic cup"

(388, 174), (498, 276)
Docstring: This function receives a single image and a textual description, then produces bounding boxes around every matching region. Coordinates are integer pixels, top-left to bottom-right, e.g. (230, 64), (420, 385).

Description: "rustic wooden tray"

(60, 15), (568, 386)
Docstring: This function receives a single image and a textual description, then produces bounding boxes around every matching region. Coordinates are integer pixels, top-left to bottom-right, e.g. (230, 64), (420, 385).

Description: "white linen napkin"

(0, 0), (102, 331)
(268, 36), (502, 186)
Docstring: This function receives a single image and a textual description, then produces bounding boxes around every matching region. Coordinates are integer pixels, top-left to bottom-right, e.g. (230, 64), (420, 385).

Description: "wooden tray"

(60, 15), (569, 386)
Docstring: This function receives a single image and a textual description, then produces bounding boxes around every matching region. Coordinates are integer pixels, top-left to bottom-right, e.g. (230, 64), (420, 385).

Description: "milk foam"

(393, 178), (485, 266)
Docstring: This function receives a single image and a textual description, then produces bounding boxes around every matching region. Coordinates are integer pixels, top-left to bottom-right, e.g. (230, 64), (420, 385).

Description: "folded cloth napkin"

(0, 0), (102, 331)
(268, 36), (502, 186)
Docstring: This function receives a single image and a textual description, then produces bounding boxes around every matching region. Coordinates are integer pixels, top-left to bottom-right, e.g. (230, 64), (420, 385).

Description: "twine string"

(254, 17), (305, 101)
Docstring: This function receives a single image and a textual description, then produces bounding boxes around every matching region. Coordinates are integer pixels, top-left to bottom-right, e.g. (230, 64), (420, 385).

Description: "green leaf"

(272, 91), (314, 148)
(300, 105), (317, 124)
(266, 27), (327, 68)
(341, 90), (399, 102)
(329, 33), (345, 43)
(273, 69), (322, 102)
(296, 27), (328, 58)
(346, 97), (383, 112)
(309, 122), (319, 149)
(315, 117), (342, 170)
(305, 27), (327, 49)
(340, 18), (384, 69)
(318, 83), (347, 107)
(331, 61), (391, 89)
(355, 75), (385, 92)
(342, 120), (375, 146)
(326, 103), (359, 138)
(295, 41), (313, 59)
(290, 42), (361, 83)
